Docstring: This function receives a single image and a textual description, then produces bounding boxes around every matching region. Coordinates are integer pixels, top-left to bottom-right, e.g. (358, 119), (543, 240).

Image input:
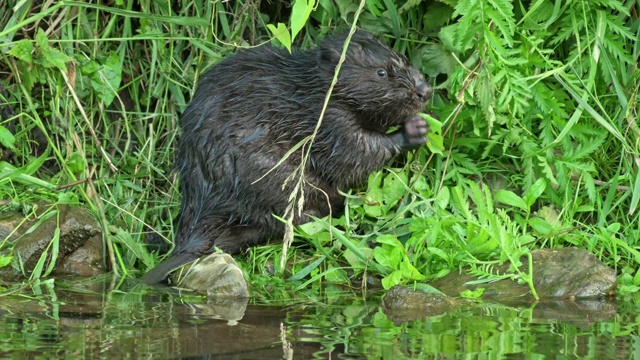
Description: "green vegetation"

(0, 0), (638, 297)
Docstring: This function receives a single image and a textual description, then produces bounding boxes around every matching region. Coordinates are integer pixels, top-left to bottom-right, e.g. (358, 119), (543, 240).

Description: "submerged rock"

(382, 285), (469, 324)
(1, 205), (105, 278)
(169, 253), (249, 298)
(431, 248), (616, 300)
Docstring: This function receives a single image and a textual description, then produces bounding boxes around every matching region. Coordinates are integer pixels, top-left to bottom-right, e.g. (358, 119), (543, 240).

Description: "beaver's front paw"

(403, 115), (429, 148)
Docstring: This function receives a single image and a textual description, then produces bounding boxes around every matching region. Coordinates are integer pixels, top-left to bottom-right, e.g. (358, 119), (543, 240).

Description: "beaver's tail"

(138, 252), (196, 284)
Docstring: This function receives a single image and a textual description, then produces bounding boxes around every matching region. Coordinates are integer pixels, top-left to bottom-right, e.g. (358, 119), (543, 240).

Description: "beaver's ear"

(317, 41), (363, 67)
(318, 47), (341, 66)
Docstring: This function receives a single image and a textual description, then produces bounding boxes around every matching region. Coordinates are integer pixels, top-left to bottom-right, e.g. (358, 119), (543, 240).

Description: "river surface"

(0, 276), (634, 359)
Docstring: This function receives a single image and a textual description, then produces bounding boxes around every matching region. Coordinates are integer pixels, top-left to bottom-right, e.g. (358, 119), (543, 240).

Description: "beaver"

(140, 30), (432, 284)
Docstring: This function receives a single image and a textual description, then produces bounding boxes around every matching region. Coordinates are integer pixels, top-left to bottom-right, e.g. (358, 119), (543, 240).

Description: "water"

(0, 276), (635, 359)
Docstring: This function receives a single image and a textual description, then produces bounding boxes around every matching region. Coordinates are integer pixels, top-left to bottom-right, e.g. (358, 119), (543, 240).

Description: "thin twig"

(279, 0), (368, 269)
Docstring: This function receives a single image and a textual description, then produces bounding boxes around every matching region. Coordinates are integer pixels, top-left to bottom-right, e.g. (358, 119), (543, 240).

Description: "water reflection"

(0, 276), (634, 359)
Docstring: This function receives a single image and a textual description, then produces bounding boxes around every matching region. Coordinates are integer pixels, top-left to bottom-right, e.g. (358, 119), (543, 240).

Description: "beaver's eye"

(377, 69), (387, 78)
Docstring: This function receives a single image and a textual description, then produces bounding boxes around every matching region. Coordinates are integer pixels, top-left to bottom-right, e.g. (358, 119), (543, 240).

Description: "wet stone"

(0, 211), (24, 242)
(169, 253), (249, 298)
(52, 233), (105, 277)
(530, 248), (616, 298)
(3, 205), (105, 278)
(431, 247), (616, 301)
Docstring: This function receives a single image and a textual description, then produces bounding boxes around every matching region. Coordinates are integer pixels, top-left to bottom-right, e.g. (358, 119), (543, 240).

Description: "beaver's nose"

(416, 81), (432, 100)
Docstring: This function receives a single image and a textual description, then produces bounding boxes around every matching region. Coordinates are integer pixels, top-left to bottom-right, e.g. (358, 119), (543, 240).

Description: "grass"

(0, 0), (639, 297)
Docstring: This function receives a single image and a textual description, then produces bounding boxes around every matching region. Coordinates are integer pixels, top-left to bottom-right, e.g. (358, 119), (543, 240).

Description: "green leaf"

(528, 217), (552, 235)
(630, 170), (640, 215)
(438, 25), (459, 53)
(0, 161), (56, 190)
(399, 259), (426, 281)
(311, 218), (386, 274)
(8, 40), (34, 63)
(97, 51), (122, 106)
(374, 246), (403, 269)
(451, 185), (473, 219)
(476, 71), (496, 134)
(537, 156), (558, 186)
(485, 0), (515, 46)
(523, 178), (546, 208)
(0, 153), (51, 190)
(375, 234), (402, 246)
(364, 0), (384, 17)
(412, 283), (445, 295)
(24, 149), (49, 175)
(287, 255), (325, 281)
(66, 152), (86, 174)
(216, 1), (231, 38)
(40, 45), (72, 71)
(537, 206), (560, 226)
(57, 191), (79, 204)
(0, 125), (16, 149)
(44, 227), (61, 276)
(381, 270), (403, 289)
(420, 113), (444, 155)
(495, 189), (528, 212)
(436, 186), (450, 209)
(31, 28), (71, 72)
(421, 2), (455, 31)
(343, 246), (373, 270)
(618, 285), (640, 295)
(35, 28), (49, 49)
(417, 42), (456, 78)
(297, 221), (326, 236)
(427, 247), (450, 261)
(82, 52), (122, 106)
(290, 0), (315, 41)
(0, 255), (12, 269)
(381, 171), (408, 210)
(382, 0), (400, 36)
(81, 60), (101, 74)
(460, 288), (485, 299)
(267, 23), (292, 52)
(363, 170), (407, 217)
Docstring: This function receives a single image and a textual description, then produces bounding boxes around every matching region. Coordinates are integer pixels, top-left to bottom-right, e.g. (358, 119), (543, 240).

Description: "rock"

(382, 285), (469, 324)
(169, 253), (249, 298)
(431, 247), (616, 300)
(3, 205), (105, 278)
(52, 233), (105, 277)
(531, 248), (616, 298)
(0, 211), (24, 242)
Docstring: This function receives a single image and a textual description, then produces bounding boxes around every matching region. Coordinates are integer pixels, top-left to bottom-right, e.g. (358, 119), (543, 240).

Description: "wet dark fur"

(140, 31), (432, 283)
